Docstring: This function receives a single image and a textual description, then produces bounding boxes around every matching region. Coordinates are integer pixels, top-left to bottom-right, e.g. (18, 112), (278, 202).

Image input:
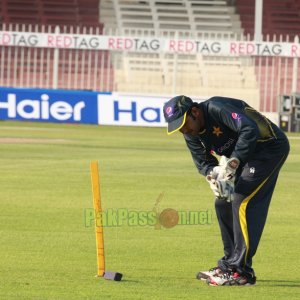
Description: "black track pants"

(215, 139), (289, 277)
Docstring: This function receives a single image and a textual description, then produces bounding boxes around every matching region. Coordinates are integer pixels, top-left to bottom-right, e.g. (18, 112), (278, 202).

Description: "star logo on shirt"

(212, 126), (223, 137)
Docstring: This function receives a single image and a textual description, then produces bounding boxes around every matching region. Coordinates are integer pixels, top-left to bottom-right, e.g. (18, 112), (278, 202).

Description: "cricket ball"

(159, 208), (179, 229)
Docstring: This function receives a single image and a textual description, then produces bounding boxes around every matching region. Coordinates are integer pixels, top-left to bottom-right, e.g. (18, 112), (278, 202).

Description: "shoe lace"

(220, 272), (233, 280)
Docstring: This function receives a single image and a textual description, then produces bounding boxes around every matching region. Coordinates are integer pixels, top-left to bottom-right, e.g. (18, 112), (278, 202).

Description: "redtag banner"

(0, 31), (299, 57)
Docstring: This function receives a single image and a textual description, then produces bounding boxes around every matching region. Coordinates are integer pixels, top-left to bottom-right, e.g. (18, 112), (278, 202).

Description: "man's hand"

(206, 175), (234, 202)
(215, 179), (234, 202)
(211, 156), (240, 182)
(206, 156), (239, 202)
(223, 157), (240, 181)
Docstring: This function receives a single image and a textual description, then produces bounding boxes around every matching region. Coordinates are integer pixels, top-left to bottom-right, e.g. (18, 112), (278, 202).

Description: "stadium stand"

(0, 1), (113, 92)
(1, 0), (40, 24)
(0, 0), (100, 26)
(235, 0), (255, 38)
(102, 0), (260, 108)
(101, 0), (242, 34)
(264, 0), (300, 38)
(1, 0), (299, 111)
(236, 0), (300, 38)
(236, 0), (300, 111)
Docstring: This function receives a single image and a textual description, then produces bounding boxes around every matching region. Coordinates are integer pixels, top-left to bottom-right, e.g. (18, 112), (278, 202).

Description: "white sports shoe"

(206, 271), (256, 286)
(196, 267), (224, 281)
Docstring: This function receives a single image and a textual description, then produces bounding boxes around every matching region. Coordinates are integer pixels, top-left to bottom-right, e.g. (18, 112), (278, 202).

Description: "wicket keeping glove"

(209, 156), (229, 180)
(221, 156), (240, 181)
(206, 156), (239, 202)
(206, 175), (234, 202)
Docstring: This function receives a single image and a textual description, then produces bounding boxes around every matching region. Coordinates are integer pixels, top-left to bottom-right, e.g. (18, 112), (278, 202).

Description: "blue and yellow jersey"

(184, 96), (287, 176)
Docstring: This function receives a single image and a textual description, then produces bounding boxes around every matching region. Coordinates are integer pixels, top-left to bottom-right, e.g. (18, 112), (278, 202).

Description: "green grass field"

(0, 121), (299, 300)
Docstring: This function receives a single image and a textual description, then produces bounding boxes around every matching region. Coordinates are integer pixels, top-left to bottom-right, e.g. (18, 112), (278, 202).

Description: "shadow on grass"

(116, 279), (140, 283)
(258, 279), (300, 287)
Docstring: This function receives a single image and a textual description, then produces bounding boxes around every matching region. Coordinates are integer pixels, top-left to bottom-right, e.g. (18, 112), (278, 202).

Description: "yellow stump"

(90, 161), (105, 277)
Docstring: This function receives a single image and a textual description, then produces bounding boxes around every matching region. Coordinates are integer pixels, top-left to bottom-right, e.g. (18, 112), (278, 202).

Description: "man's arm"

(209, 99), (263, 164)
(184, 133), (234, 202)
(184, 134), (218, 176)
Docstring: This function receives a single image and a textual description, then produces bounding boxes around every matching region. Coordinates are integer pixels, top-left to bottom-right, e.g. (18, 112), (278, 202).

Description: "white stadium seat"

(101, 0), (260, 109)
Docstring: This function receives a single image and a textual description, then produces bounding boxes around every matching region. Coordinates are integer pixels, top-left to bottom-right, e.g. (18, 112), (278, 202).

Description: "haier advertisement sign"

(97, 93), (166, 127)
(0, 87), (170, 127)
(0, 87), (99, 124)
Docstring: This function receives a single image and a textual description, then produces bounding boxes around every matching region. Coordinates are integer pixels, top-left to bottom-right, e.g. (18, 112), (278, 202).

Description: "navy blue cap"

(163, 95), (193, 134)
